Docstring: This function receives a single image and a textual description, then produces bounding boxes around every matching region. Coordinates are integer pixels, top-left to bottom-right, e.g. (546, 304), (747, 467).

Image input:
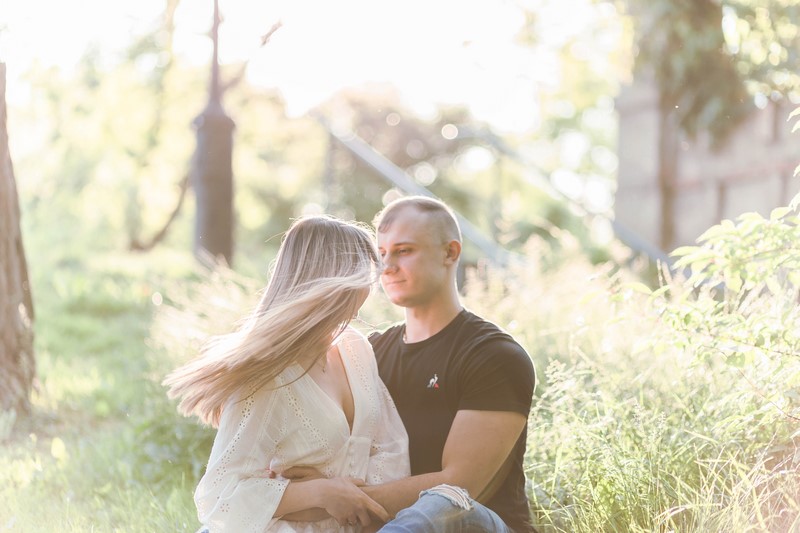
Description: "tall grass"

(3, 214), (798, 532)
(0, 241), (205, 532)
(461, 232), (800, 532)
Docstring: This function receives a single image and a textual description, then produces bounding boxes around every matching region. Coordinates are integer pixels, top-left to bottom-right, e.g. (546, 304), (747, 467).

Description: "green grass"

(2, 227), (799, 532)
(459, 238), (800, 532)
(1, 239), (211, 532)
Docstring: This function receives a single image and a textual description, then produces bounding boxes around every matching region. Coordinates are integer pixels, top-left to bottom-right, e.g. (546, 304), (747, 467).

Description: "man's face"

(377, 208), (450, 309)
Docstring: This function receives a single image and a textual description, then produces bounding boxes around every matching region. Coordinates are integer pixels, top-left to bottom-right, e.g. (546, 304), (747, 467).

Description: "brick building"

(615, 78), (799, 252)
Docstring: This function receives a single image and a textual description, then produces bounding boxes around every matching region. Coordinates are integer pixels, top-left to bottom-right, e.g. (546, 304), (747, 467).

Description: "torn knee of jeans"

(419, 484), (473, 510)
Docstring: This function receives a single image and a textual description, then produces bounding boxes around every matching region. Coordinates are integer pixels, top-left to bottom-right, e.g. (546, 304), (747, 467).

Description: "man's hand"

(280, 466), (325, 482)
(271, 467), (388, 526)
(317, 477), (390, 527)
(267, 466), (329, 522)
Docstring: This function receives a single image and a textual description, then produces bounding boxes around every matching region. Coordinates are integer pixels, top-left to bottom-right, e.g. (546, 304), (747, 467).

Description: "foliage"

(723, 1), (800, 97)
(10, 28), (327, 271)
(4, 187), (800, 531)
(11, 0), (624, 273)
(0, 234), (208, 531)
(624, 0), (800, 142)
(665, 196), (800, 408)
(511, 0), (629, 262)
(457, 193), (799, 530)
(315, 88), (471, 224)
(664, 109), (800, 376)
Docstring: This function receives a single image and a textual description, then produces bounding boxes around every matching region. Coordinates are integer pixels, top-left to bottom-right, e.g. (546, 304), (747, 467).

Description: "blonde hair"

(163, 215), (379, 427)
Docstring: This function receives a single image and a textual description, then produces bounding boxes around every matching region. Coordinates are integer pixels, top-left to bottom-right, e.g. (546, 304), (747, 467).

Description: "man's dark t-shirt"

(369, 309), (536, 533)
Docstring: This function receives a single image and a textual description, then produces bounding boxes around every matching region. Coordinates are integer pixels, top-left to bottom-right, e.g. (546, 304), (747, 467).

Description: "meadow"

(2, 198), (799, 532)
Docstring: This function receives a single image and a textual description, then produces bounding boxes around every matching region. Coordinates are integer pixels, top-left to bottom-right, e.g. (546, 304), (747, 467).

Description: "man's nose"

(380, 257), (397, 274)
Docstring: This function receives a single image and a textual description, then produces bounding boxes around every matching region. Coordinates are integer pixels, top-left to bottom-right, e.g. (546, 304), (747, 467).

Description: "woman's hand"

(313, 477), (390, 527)
(270, 467), (389, 526)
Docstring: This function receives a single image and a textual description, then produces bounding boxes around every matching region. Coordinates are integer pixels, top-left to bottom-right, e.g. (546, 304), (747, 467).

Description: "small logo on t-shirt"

(427, 373), (439, 389)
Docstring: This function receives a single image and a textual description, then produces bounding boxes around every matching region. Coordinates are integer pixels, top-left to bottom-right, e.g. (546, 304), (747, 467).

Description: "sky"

(0, 0), (604, 133)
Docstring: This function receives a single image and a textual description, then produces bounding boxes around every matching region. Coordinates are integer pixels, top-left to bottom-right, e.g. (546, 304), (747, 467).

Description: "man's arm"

(362, 409), (526, 517)
(275, 477), (389, 526)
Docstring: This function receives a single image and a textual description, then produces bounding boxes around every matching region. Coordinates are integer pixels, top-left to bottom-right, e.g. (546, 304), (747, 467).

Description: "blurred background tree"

(624, 0), (800, 249)
(7, 0), (635, 277)
(0, 63), (35, 418)
(189, 0), (235, 266)
(8, 0), (799, 273)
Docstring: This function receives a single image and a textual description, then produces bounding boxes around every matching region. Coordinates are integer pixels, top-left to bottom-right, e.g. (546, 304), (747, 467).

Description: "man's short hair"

(374, 196), (461, 244)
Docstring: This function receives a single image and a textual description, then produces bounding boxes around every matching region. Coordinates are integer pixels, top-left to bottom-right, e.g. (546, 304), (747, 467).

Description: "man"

(277, 196), (536, 531)
(363, 196), (536, 532)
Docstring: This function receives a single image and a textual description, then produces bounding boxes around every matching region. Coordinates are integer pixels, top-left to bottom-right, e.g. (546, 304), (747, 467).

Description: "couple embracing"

(165, 196), (537, 533)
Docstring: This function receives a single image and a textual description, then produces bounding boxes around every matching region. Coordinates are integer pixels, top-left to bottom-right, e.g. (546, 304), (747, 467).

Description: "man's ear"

(444, 240), (461, 265)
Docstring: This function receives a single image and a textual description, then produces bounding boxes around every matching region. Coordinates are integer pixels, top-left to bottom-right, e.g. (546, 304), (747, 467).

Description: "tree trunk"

(192, 102), (235, 265)
(0, 62), (36, 416)
(192, 0), (235, 266)
(657, 95), (680, 252)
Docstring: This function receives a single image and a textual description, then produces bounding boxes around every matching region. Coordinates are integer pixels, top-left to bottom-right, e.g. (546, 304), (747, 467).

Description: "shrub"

(459, 198), (800, 531)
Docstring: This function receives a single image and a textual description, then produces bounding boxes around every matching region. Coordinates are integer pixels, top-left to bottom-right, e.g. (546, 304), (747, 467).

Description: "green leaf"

(578, 289), (604, 306)
(765, 277), (782, 296)
(725, 347), (753, 368)
(790, 192), (800, 211)
(697, 222), (732, 243)
(754, 333), (766, 348)
(622, 281), (653, 295)
(671, 246), (699, 257)
(725, 272), (742, 293)
(737, 211), (764, 223)
(770, 207), (791, 221)
(650, 285), (671, 299)
(51, 437), (69, 462)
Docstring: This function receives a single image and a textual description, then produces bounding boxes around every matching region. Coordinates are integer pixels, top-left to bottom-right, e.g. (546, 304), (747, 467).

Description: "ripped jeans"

(377, 484), (513, 533)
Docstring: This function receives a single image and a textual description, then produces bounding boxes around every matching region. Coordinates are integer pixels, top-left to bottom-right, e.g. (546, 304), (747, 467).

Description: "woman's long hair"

(163, 215), (379, 427)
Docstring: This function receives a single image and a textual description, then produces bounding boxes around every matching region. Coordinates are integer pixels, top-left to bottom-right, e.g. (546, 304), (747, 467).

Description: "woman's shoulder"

(336, 326), (374, 358)
(339, 325), (369, 343)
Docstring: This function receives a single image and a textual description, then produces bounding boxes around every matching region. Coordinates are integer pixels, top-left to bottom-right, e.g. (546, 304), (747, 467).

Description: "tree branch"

(220, 21), (283, 95)
(129, 173), (190, 252)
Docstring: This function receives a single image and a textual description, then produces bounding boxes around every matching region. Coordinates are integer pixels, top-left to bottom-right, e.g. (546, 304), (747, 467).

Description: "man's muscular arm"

(362, 409), (526, 517)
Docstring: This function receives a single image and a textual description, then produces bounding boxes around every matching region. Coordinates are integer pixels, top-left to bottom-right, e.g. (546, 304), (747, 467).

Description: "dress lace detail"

(195, 327), (409, 532)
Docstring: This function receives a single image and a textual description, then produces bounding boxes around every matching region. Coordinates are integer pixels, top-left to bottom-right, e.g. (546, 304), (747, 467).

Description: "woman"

(164, 215), (410, 532)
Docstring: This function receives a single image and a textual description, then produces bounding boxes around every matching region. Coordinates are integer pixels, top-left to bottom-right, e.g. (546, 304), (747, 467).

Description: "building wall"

(615, 78), (800, 252)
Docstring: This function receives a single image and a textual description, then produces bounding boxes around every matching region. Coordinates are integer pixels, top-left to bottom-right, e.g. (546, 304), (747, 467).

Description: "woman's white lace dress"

(195, 327), (410, 532)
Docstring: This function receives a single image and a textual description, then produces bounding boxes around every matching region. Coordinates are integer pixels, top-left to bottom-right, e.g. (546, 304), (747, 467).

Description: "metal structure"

(317, 115), (675, 271)
(317, 116), (515, 266)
